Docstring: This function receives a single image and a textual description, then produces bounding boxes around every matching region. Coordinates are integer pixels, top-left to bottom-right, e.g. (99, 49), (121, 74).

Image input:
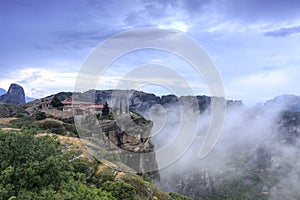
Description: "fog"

(146, 97), (300, 198)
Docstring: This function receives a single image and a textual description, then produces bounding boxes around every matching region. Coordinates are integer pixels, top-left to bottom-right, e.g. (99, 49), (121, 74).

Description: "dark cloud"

(182, 0), (212, 15)
(265, 26), (300, 37)
(124, 0), (180, 26)
(220, 0), (300, 22)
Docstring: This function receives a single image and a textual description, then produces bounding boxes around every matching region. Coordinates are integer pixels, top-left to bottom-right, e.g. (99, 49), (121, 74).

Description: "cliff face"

(73, 90), (242, 117)
(277, 111), (300, 144)
(0, 84), (25, 105)
(101, 113), (160, 184)
(75, 109), (160, 184)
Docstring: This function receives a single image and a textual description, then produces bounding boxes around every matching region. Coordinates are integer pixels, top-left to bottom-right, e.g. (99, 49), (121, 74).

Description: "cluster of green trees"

(0, 130), (136, 199)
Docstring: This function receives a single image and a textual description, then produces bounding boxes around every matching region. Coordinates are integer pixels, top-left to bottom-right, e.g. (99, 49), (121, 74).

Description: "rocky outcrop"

(0, 84), (25, 105)
(100, 112), (160, 183)
(277, 111), (300, 144)
(75, 110), (160, 184)
(77, 90), (242, 117)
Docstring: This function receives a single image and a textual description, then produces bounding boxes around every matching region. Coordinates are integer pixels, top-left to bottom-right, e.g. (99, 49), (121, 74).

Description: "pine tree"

(50, 96), (63, 108)
(102, 102), (110, 118)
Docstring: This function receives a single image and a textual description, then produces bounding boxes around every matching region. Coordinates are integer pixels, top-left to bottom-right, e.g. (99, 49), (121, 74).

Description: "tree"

(102, 102), (110, 118)
(0, 130), (116, 199)
(50, 96), (63, 109)
(0, 130), (70, 198)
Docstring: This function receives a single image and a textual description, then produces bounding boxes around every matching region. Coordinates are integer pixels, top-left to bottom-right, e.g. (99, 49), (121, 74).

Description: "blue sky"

(1, 0), (300, 105)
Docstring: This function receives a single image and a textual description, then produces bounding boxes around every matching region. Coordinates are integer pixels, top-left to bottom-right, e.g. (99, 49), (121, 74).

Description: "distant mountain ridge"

(264, 94), (300, 111)
(43, 91), (300, 115)
(0, 88), (6, 96)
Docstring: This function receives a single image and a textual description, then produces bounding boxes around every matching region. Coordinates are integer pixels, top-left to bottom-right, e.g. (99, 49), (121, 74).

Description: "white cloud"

(0, 67), (78, 98)
(227, 65), (300, 104)
(158, 21), (191, 33)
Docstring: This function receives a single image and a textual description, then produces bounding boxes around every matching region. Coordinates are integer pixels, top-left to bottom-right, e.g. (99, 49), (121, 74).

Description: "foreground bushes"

(0, 130), (161, 200)
(0, 130), (115, 199)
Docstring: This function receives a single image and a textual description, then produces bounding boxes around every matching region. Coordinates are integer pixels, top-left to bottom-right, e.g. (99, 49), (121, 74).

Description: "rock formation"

(70, 89), (242, 118)
(0, 83), (25, 105)
(74, 108), (160, 184)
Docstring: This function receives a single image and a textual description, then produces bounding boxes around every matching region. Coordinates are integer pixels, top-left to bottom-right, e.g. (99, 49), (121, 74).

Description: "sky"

(1, 0), (300, 105)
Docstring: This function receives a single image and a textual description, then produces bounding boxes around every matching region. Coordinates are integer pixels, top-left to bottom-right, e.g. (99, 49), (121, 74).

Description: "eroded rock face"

(0, 84), (25, 105)
(98, 113), (160, 183)
(74, 109), (160, 184)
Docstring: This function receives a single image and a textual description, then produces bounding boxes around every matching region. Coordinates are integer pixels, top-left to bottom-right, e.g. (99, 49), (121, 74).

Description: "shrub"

(63, 123), (79, 137)
(15, 112), (25, 118)
(142, 173), (152, 183)
(102, 181), (138, 200)
(169, 192), (192, 200)
(0, 130), (116, 199)
(36, 112), (47, 120)
(0, 130), (69, 198)
(10, 116), (36, 129)
(50, 96), (63, 109)
(40, 121), (66, 135)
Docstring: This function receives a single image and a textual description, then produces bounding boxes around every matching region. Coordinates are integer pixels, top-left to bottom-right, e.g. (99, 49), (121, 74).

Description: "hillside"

(0, 113), (187, 200)
(2, 90), (300, 199)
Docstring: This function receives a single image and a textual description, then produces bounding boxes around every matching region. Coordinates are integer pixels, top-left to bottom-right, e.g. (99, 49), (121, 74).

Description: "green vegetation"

(0, 130), (151, 199)
(0, 125), (181, 199)
(40, 120), (66, 135)
(8, 114), (79, 137)
(169, 192), (193, 200)
(142, 173), (152, 183)
(97, 102), (112, 120)
(102, 181), (138, 200)
(35, 112), (46, 120)
(120, 173), (171, 200)
(15, 112), (25, 118)
(0, 101), (190, 200)
(50, 95), (63, 109)
(0, 130), (114, 199)
(102, 102), (110, 118)
(0, 103), (24, 118)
